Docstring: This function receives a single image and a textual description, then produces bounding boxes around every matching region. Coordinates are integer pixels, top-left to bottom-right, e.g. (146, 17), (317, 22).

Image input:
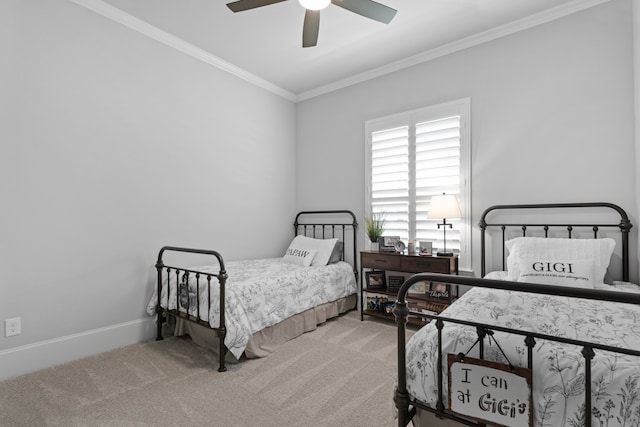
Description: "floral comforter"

(406, 284), (640, 427)
(147, 258), (357, 359)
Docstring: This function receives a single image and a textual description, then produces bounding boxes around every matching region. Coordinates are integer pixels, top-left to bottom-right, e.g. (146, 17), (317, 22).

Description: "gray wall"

(296, 0), (638, 282)
(0, 0), (296, 377)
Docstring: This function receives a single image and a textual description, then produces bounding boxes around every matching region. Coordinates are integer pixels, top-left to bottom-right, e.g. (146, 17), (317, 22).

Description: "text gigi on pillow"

(516, 258), (595, 288)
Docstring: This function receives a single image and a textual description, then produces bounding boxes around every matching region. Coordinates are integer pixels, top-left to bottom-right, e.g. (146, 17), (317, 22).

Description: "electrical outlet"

(5, 317), (21, 337)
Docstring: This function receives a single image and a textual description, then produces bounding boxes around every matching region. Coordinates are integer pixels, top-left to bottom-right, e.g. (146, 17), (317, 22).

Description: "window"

(365, 98), (471, 270)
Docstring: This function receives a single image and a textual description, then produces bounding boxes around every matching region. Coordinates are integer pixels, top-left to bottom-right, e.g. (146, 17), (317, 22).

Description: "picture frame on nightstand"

(365, 271), (386, 290)
(419, 241), (433, 256)
(407, 281), (427, 296)
(378, 235), (401, 252)
(428, 282), (451, 301)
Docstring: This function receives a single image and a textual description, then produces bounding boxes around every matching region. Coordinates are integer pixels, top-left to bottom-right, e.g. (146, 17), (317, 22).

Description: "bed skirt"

(172, 294), (357, 361)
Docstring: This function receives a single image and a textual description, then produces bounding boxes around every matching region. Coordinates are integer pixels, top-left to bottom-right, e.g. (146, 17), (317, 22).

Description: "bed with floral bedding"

(148, 257), (357, 360)
(150, 210), (358, 372)
(393, 202), (640, 427)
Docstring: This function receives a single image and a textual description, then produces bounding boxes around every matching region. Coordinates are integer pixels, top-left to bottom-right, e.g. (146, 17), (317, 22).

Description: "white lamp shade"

(299, 0), (331, 10)
(427, 194), (462, 220)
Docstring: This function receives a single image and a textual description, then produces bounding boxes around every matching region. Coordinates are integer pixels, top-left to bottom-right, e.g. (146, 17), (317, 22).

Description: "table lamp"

(427, 193), (462, 256)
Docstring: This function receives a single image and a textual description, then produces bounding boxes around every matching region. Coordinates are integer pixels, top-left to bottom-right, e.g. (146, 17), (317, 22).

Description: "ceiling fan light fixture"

(298, 0), (330, 11)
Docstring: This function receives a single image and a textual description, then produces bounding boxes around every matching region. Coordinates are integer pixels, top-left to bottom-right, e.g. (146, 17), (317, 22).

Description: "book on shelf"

(387, 275), (405, 292)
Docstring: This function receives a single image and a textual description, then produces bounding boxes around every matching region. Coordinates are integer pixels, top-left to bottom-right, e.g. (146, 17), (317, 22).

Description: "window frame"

(364, 98), (471, 271)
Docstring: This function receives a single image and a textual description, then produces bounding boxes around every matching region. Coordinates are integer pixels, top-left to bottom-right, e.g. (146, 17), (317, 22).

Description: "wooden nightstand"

(360, 251), (458, 326)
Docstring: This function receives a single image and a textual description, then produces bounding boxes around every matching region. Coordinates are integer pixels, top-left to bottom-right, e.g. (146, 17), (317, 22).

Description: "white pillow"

(283, 235), (338, 267)
(283, 248), (318, 266)
(483, 271), (509, 280)
(505, 237), (615, 285)
(328, 241), (344, 264)
(516, 258), (595, 288)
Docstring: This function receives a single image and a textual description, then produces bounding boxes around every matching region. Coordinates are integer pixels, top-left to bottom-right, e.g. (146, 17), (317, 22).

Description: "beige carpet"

(0, 312), (409, 427)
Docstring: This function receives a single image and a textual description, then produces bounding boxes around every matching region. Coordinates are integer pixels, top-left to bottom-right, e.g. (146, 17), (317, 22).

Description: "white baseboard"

(0, 317), (156, 381)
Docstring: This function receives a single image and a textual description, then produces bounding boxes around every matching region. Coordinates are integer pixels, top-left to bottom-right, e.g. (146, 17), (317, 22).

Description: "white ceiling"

(78, 0), (608, 101)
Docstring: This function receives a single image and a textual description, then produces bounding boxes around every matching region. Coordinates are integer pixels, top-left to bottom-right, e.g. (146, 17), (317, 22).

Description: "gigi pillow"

(505, 237), (615, 285)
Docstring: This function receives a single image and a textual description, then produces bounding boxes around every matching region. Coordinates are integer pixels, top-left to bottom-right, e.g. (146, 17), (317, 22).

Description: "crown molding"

(70, 0), (297, 102)
(71, 0), (610, 103)
(296, 0), (612, 101)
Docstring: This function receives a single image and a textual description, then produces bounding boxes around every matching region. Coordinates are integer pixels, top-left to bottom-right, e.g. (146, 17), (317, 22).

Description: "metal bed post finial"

(478, 218), (487, 278)
(618, 216), (632, 282)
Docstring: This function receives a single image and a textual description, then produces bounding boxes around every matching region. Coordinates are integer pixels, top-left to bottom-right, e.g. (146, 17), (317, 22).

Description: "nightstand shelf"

(363, 309), (439, 327)
(360, 251), (458, 327)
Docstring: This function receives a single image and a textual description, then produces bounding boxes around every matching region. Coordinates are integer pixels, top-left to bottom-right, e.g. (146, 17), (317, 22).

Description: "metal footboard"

(393, 274), (640, 427)
(155, 246), (228, 372)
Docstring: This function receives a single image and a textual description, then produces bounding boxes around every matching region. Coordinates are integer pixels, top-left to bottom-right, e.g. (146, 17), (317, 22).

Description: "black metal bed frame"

(393, 202), (638, 427)
(154, 210), (358, 373)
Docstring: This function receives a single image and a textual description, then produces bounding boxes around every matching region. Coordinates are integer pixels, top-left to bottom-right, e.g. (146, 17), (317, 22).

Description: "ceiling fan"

(226, 0), (397, 48)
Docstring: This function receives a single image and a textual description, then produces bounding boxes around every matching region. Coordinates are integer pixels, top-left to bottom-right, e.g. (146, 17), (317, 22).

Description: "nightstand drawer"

(361, 252), (402, 270)
(401, 256), (452, 274)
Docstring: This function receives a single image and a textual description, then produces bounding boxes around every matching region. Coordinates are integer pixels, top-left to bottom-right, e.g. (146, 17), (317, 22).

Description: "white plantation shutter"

(371, 126), (409, 241)
(416, 116), (461, 251)
(365, 99), (470, 269)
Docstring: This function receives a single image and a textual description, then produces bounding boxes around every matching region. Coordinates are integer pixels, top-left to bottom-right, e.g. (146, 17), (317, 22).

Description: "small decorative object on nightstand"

(418, 241), (432, 256)
(427, 193), (462, 257)
(407, 241), (416, 255)
(365, 212), (385, 252)
(378, 235), (400, 253)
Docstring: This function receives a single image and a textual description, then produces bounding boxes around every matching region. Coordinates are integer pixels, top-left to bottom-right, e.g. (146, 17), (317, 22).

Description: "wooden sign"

(448, 354), (532, 427)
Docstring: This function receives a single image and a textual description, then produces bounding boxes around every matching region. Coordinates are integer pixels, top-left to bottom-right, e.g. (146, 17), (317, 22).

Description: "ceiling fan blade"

(302, 9), (320, 48)
(331, 0), (396, 24)
(226, 0), (287, 13)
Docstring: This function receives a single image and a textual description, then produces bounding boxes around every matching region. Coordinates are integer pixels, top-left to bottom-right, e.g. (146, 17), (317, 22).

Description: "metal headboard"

(293, 210), (359, 281)
(478, 202), (632, 281)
